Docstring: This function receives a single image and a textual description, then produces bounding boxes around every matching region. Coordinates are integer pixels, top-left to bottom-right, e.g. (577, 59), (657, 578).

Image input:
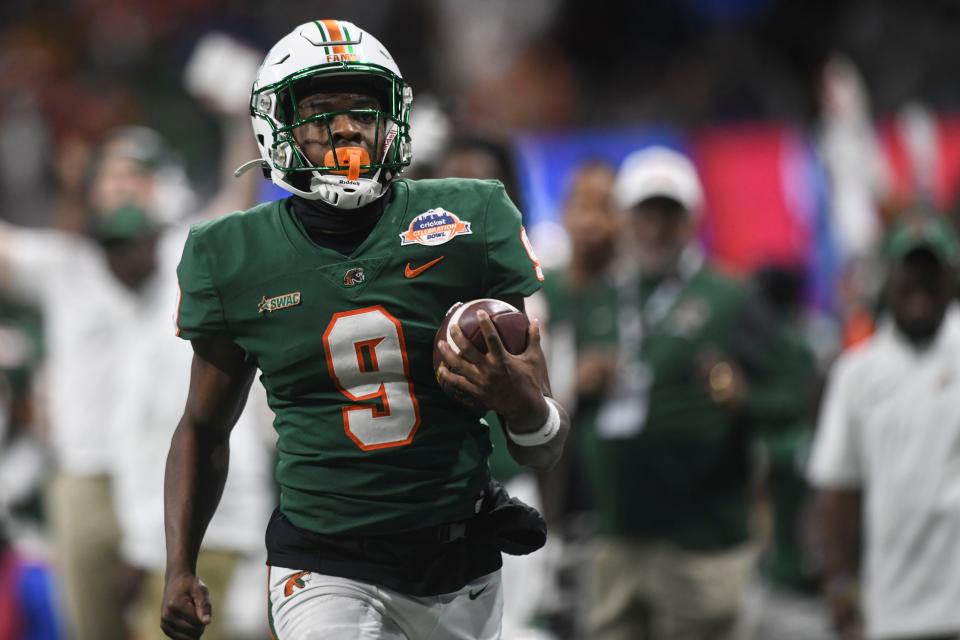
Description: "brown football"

(432, 298), (530, 412)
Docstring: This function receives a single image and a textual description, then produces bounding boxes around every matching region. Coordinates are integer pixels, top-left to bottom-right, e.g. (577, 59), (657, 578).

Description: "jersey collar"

(279, 180), (410, 263)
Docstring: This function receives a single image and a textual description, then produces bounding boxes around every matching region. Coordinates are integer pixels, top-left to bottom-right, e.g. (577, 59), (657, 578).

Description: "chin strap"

(312, 171), (383, 203)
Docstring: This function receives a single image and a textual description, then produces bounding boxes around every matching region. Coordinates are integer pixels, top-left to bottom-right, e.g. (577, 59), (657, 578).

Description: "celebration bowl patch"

(400, 209), (472, 247)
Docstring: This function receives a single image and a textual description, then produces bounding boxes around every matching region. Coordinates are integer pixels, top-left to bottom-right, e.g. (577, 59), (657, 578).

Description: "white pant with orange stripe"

(267, 566), (503, 640)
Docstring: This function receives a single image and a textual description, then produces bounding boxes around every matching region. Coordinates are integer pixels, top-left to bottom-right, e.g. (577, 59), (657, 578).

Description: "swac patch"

(258, 291), (301, 314)
(343, 267), (366, 286)
(399, 209), (472, 247)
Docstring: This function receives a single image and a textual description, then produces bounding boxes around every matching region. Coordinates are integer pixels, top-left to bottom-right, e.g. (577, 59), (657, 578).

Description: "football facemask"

(250, 21), (412, 209)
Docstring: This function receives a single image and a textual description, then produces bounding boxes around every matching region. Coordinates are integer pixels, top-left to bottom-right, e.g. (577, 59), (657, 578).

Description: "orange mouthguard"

(323, 147), (370, 181)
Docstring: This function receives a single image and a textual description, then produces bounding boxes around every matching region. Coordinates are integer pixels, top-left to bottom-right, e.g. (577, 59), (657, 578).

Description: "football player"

(162, 19), (569, 640)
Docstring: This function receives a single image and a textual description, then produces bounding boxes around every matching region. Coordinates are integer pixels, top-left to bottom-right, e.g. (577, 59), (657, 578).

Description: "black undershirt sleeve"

(288, 190), (389, 256)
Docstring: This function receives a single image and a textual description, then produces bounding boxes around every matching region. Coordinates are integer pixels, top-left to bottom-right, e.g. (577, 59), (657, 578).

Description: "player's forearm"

(813, 489), (861, 584)
(163, 416), (231, 575)
(504, 398), (570, 470)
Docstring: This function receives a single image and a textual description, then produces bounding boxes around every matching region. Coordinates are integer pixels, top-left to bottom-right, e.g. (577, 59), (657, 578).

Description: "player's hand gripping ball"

(433, 298), (530, 413)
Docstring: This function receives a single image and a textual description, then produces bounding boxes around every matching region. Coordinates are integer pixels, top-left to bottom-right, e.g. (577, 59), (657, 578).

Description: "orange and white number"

(322, 305), (421, 450)
(520, 226), (545, 282)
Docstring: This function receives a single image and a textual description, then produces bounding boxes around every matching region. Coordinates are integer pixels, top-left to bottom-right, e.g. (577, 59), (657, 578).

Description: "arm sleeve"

(482, 182), (544, 298)
(174, 226), (228, 339)
(807, 355), (863, 488)
(1, 228), (71, 306)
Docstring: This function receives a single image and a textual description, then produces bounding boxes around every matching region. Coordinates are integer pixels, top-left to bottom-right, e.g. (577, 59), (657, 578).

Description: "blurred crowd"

(3, 1), (960, 639)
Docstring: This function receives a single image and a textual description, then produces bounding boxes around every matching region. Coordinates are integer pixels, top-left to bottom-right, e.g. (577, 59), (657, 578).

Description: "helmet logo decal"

(302, 20), (362, 51)
(325, 52), (358, 63)
(343, 267), (366, 287)
(400, 209), (472, 247)
(381, 127), (398, 159)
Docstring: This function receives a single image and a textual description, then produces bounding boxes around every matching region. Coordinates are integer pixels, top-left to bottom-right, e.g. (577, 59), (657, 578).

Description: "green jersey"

(548, 263), (811, 550)
(175, 178), (543, 536)
(586, 268), (754, 549)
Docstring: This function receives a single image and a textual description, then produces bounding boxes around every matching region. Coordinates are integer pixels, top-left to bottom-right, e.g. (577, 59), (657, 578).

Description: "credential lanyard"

(595, 247), (703, 438)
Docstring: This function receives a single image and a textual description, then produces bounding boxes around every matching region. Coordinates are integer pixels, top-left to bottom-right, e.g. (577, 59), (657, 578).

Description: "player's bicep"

(183, 336), (256, 439)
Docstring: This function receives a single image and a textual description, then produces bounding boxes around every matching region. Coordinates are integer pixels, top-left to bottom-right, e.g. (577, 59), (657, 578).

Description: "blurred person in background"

(0, 299), (46, 535)
(539, 159), (621, 421)
(0, 32), (267, 639)
(104, 202), (275, 640)
(0, 521), (62, 640)
(809, 215), (960, 640)
(435, 135), (522, 208)
(536, 159), (621, 636)
(537, 159), (622, 524)
(0, 144), (144, 640)
(745, 264), (830, 640)
(0, 304), (62, 639)
(582, 146), (813, 640)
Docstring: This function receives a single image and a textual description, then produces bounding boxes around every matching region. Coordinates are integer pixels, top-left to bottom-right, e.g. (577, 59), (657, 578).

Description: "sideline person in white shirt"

(0, 206), (138, 640)
(809, 214), (960, 640)
(0, 112), (262, 639)
(106, 211), (275, 640)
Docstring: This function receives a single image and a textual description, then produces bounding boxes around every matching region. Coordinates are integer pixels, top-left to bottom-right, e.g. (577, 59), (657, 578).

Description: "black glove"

(481, 479), (547, 556)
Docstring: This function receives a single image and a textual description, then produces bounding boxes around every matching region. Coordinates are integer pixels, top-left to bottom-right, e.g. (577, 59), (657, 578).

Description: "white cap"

(614, 146), (703, 216)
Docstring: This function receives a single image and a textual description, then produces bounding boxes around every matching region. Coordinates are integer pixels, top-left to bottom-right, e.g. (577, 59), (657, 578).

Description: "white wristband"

(506, 398), (561, 447)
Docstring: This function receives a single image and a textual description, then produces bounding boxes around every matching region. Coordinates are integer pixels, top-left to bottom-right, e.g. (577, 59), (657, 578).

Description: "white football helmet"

(250, 20), (412, 209)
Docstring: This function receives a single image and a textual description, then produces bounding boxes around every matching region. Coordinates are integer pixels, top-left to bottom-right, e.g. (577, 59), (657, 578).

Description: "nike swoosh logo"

(404, 256), (445, 279)
(468, 585), (488, 600)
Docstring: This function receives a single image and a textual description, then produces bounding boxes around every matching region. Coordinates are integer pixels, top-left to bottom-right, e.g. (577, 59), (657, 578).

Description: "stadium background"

(2, 0), (960, 638)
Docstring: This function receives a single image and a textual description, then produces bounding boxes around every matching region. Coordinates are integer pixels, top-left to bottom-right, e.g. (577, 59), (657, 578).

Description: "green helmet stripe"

(342, 24), (356, 54)
(313, 20), (331, 55)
